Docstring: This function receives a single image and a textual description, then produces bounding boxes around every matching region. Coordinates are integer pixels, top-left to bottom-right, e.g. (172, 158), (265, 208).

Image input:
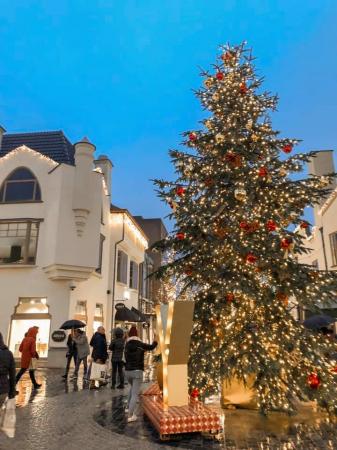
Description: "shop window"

(117, 250), (128, 284)
(129, 260), (139, 290)
(74, 300), (87, 324)
(0, 220), (41, 265)
(96, 234), (105, 274)
(0, 167), (41, 203)
(329, 232), (337, 266)
(93, 303), (104, 333)
(9, 298), (50, 359)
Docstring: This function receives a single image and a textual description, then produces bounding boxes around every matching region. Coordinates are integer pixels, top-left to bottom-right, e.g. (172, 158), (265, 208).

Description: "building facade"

(0, 127), (148, 367)
(297, 150), (337, 321)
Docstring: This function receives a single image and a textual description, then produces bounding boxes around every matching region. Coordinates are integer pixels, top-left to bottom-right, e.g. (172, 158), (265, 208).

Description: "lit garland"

(0, 145), (58, 167)
(153, 42), (337, 415)
(110, 212), (148, 249)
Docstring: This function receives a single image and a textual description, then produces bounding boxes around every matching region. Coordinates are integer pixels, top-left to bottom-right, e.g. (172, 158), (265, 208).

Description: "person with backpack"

(109, 328), (125, 389)
(124, 326), (157, 423)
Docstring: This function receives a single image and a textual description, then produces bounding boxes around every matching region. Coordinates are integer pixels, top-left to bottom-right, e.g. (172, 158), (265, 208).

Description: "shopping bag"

(0, 398), (16, 438)
(90, 362), (107, 381)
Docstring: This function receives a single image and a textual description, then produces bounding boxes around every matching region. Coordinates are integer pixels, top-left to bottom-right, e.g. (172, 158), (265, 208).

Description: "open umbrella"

(60, 319), (86, 330)
(303, 314), (335, 330)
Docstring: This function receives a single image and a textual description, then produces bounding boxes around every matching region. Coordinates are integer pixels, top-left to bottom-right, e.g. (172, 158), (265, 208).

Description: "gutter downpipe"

(111, 213), (125, 330)
(319, 226), (328, 270)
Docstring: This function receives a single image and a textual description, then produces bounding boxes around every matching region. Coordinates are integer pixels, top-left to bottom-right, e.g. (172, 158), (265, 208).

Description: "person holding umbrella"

(59, 320), (86, 380)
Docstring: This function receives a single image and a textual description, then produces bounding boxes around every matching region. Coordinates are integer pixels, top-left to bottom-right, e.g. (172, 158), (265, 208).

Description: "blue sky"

(1, 1), (337, 228)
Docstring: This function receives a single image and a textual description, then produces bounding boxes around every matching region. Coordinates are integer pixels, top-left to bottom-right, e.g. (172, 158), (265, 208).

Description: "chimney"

(94, 154), (113, 196)
(0, 125), (6, 149)
(72, 137), (96, 237)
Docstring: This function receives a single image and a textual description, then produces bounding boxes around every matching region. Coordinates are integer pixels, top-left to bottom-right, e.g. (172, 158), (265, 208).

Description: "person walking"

(71, 329), (90, 379)
(15, 327), (41, 389)
(88, 326), (108, 388)
(109, 328), (125, 389)
(124, 326), (157, 423)
(0, 332), (16, 407)
(62, 330), (77, 379)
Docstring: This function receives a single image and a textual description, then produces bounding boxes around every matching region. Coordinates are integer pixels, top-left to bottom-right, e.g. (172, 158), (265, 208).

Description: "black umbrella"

(303, 314), (335, 330)
(115, 305), (141, 322)
(60, 319), (86, 330)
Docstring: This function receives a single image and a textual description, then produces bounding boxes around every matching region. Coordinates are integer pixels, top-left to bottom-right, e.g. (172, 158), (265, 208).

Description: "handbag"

(90, 362), (107, 381)
(29, 358), (38, 370)
(0, 398), (16, 438)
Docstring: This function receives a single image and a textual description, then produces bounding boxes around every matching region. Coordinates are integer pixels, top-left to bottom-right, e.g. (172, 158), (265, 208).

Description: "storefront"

(9, 297), (51, 359)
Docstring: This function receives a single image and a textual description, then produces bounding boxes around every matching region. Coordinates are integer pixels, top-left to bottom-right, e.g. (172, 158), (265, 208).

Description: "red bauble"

(307, 373), (320, 389)
(189, 132), (197, 141)
(281, 238), (292, 249)
(258, 167), (268, 177)
(239, 82), (248, 94)
(282, 144), (293, 154)
(204, 178), (214, 187)
(300, 222), (309, 229)
(266, 219), (277, 232)
(333, 366), (337, 373)
(176, 232), (185, 240)
(216, 71), (224, 81)
(246, 253), (258, 264)
(184, 266), (193, 276)
(226, 293), (235, 302)
(190, 388), (199, 399)
(240, 221), (249, 230)
(176, 186), (185, 197)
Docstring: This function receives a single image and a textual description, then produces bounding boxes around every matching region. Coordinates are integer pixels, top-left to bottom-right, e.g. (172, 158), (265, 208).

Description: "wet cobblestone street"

(0, 369), (336, 450)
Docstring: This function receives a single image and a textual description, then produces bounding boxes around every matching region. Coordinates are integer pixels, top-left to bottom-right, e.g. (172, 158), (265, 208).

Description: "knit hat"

(128, 326), (138, 337)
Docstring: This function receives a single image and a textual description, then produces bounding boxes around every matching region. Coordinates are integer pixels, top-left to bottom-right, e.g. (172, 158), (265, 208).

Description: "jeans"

(65, 353), (77, 375)
(125, 370), (143, 416)
(74, 357), (88, 377)
(111, 361), (124, 387)
(15, 368), (39, 387)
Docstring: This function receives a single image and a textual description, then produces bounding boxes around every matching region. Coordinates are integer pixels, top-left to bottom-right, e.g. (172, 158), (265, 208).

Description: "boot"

(29, 370), (42, 389)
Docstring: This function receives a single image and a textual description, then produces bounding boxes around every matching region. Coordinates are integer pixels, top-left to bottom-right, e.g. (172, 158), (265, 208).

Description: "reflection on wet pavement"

(94, 395), (337, 449)
(15, 368), (88, 407)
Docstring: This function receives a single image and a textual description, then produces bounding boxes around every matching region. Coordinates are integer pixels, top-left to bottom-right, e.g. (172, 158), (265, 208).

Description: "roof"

(110, 204), (149, 243)
(0, 131), (75, 165)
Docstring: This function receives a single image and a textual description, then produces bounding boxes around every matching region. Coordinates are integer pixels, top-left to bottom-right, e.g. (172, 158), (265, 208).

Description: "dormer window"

(0, 167), (41, 203)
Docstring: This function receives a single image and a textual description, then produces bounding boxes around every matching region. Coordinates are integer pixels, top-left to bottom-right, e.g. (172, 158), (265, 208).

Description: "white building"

(0, 127), (148, 367)
(297, 150), (337, 320)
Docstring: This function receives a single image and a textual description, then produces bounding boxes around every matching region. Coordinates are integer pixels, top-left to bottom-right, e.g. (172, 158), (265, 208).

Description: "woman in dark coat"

(109, 328), (125, 389)
(62, 331), (78, 379)
(15, 327), (41, 389)
(0, 332), (16, 406)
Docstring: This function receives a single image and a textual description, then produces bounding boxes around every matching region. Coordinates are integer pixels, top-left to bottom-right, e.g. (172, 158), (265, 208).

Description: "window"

(117, 250), (128, 284)
(96, 234), (105, 273)
(93, 303), (104, 333)
(0, 167), (41, 203)
(129, 260), (139, 290)
(0, 220), (40, 265)
(74, 301), (87, 324)
(330, 232), (337, 266)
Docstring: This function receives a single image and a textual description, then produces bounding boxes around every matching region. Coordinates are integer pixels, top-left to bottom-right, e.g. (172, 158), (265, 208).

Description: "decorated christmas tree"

(153, 43), (337, 414)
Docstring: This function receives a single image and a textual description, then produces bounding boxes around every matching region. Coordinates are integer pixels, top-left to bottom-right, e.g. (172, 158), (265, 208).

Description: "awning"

(131, 307), (148, 323)
(115, 305), (141, 322)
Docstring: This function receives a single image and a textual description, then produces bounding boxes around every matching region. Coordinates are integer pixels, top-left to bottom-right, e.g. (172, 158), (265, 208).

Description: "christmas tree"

(154, 43), (337, 414)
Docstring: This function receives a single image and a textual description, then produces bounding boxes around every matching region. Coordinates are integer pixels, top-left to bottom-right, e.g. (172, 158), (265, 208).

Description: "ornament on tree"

(222, 50), (234, 64)
(266, 219), (277, 232)
(251, 134), (259, 142)
(279, 167), (288, 177)
(176, 186), (185, 197)
(276, 292), (289, 306)
(246, 119), (253, 129)
(226, 293), (235, 302)
(205, 119), (213, 129)
(282, 144), (293, 154)
(239, 82), (248, 94)
(214, 224), (227, 238)
(204, 77), (214, 88)
(212, 92), (220, 102)
(184, 266), (193, 277)
(281, 237), (295, 259)
(190, 388), (199, 400)
(300, 221), (309, 229)
(216, 71), (224, 81)
(204, 177), (215, 187)
(240, 221), (259, 233)
(234, 188), (247, 202)
(215, 133), (225, 144)
(246, 253), (258, 264)
(225, 151), (242, 168)
(307, 373), (320, 389)
(189, 132), (197, 142)
(168, 199), (178, 211)
(258, 166), (268, 177)
(176, 232), (185, 240)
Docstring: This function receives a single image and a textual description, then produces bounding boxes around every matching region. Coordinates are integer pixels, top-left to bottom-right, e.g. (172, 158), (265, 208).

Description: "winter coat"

(66, 335), (77, 357)
(73, 333), (90, 359)
(0, 340), (16, 399)
(109, 328), (125, 362)
(19, 327), (39, 369)
(125, 337), (157, 371)
(90, 332), (108, 363)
